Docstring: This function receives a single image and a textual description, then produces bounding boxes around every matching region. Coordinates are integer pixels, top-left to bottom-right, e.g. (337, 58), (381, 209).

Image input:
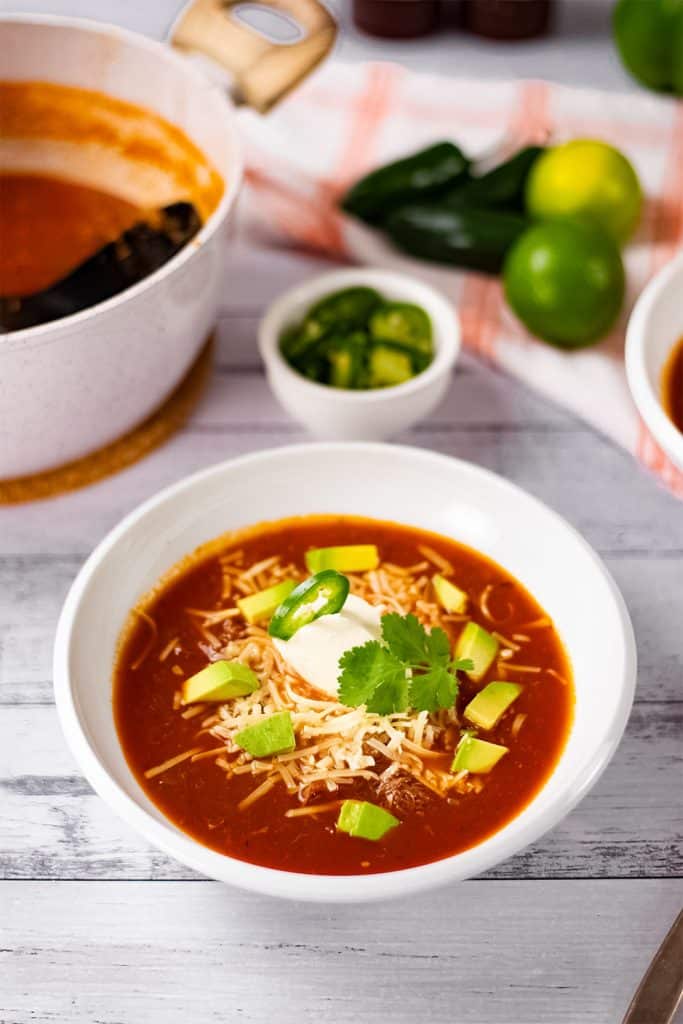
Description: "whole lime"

(613, 0), (683, 96)
(503, 220), (625, 349)
(526, 139), (642, 244)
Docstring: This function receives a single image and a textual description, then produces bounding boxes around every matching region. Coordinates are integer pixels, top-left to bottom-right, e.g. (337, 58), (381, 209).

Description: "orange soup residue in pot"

(0, 80), (225, 298)
(0, 173), (143, 296)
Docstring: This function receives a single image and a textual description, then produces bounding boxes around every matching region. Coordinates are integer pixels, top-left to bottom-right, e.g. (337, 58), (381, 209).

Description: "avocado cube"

(464, 682), (522, 730)
(337, 800), (400, 841)
(451, 734), (508, 774)
(433, 574), (469, 614)
(234, 711), (295, 758)
(454, 621), (499, 682)
(181, 660), (259, 705)
(237, 579), (296, 625)
(305, 544), (379, 574)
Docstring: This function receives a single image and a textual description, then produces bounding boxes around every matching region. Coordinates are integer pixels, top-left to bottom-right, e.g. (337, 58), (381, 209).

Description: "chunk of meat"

(378, 770), (437, 816)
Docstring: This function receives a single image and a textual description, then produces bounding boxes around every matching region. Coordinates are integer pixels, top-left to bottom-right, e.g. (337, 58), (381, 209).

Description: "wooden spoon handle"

(170, 0), (336, 112)
(622, 908), (683, 1024)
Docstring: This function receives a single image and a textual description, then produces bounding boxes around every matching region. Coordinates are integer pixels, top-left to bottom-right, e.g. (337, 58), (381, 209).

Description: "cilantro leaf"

(381, 612), (428, 664)
(338, 641), (409, 714)
(381, 613), (450, 668)
(338, 613), (470, 716)
(424, 626), (451, 667)
(409, 664), (458, 713)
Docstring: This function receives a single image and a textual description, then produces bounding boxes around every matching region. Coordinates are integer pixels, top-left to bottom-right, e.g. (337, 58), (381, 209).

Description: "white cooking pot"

(0, 4), (335, 477)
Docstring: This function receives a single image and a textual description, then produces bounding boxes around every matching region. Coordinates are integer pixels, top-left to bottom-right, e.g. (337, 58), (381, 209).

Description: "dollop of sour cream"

(272, 594), (382, 699)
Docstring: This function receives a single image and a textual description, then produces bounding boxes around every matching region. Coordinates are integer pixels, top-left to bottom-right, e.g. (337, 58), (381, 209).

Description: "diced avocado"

(181, 660), (259, 705)
(368, 344), (414, 388)
(454, 621), (499, 682)
(336, 800), (400, 841)
(451, 733), (508, 774)
(464, 681), (522, 730)
(433, 574), (469, 614)
(305, 544), (379, 574)
(237, 579), (296, 624)
(234, 711), (296, 758)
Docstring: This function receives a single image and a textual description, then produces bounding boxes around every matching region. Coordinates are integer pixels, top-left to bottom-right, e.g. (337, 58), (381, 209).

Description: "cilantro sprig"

(338, 612), (473, 715)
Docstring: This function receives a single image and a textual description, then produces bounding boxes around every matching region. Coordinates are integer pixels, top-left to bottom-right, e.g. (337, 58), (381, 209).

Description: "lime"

(503, 220), (625, 349)
(613, 0), (683, 96)
(526, 139), (642, 244)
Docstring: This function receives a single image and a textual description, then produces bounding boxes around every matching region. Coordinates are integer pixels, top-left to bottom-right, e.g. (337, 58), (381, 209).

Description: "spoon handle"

(622, 908), (683, 1024)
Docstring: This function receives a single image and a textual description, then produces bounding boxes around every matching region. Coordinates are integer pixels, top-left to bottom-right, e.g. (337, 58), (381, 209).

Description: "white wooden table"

(2, 5), (682, 1022)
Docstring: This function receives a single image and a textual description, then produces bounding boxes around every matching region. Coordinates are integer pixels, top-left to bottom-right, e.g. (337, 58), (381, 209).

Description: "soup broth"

(663, 336), (683, 435)
(0, 173), (143, 296)
(114, 516), (573, 875)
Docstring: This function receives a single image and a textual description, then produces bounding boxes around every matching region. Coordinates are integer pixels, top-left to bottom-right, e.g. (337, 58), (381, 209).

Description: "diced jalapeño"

(369, 301), (433, 354)
(308, 286), (382, 328)
(368, 345), (413, 388)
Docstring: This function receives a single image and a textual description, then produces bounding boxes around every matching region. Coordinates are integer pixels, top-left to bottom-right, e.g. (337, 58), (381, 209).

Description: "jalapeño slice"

(268, 570), (350, 641)
(369, 302), (433, 354)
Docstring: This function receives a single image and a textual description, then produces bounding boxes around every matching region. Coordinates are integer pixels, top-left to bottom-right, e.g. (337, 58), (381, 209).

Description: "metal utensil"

(622, 908), (683, 1024)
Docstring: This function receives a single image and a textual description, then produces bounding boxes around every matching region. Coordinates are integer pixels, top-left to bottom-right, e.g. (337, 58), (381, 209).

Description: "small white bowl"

(258, 268), (460, 440)
(626, 253), (683, 471)
(54, 443), (636, 902)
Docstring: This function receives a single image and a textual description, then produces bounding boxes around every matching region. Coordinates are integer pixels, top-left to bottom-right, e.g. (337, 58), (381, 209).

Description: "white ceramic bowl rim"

(53, 443), (637, 902)
(0, 13), (242, 347)
(259, 268), (460, 403)
(625, 252), (683, 467)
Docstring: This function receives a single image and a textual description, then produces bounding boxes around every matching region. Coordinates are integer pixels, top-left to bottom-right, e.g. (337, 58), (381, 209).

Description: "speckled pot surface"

(0, 16), (241, 477)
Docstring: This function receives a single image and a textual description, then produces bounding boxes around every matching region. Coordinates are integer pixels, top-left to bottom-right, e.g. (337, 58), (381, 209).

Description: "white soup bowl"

(54, 444), (636, 902)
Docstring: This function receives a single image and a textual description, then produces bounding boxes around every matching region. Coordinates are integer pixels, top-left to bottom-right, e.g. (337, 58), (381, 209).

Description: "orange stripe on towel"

(334, 63), (403, 192)
(468, 81), (552, 362)
(636, 419), (683, 498)
(247, 64), (403, 258)
(318, 63), (404, 256)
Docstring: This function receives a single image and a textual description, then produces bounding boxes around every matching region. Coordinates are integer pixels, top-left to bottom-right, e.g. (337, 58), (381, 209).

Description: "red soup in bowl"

(114, 514), (573, 875)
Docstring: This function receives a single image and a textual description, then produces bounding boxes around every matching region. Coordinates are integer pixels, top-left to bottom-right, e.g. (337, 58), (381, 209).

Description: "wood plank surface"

(2, 880), (681, 1024)
(0, 38), (681, 1022)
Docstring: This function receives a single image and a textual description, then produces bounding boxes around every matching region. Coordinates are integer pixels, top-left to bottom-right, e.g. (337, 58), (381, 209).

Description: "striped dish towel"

(237, 61), (683, 497)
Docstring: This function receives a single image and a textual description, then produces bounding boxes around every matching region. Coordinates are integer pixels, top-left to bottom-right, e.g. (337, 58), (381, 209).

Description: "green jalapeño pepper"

(341, 142), (471, 224)
(385, 204), (528, 275)
(268, 570), (350, 641)
(445, 146), (545, 212)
